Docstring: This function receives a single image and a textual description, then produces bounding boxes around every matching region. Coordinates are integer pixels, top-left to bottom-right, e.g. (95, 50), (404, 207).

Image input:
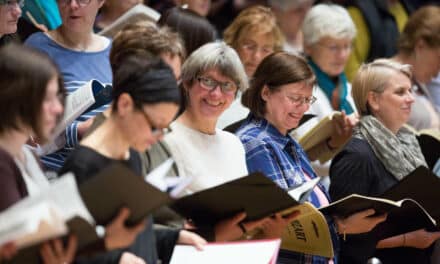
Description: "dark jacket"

(347, 0), (415, 62)
(329, 137), (431, 264)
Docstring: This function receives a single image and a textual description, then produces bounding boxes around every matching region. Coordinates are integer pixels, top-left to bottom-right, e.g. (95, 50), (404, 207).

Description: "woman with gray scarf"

(329, 59), (440, 264)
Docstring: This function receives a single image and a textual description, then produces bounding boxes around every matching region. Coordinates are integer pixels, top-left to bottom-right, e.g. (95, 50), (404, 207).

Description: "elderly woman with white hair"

(294, 3), (358, 177)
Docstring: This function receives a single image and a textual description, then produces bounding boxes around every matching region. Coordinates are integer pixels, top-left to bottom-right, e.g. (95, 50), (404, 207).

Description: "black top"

(330, 138), (431, 264)
(60, 146), (179, 264)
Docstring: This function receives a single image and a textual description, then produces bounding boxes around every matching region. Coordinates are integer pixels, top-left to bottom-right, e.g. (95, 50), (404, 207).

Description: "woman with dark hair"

(59, 51), (205, 264)
(158, 6), (216, 56)
(0, 44), (146, 263)
(236, 52), (386, 263)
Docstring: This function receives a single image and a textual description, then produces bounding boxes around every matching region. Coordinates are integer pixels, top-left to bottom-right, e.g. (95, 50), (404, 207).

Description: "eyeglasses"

(1, 0), (24, 10)
(197, 76), (237, 94)
(318, 43), (353, 54)
(285, 93), (317, 106)
(138, 108), (172, 137)
(58, 0), (91, 7)
(240, 42), (274, 57)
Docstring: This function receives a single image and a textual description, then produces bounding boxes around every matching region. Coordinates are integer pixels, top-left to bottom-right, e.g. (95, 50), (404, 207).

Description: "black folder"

(171, 172), (301, 225)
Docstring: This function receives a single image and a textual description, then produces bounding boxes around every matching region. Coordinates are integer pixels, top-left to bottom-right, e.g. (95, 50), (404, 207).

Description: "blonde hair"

(352, 59), (412, 116)
(223, 5), (284, 52)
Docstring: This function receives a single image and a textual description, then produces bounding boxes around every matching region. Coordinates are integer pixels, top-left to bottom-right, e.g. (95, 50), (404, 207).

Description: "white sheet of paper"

(170, 239), (281, 264)
(287, 177), (321, 202)
(144, 158), (192, 198)
(0, 174), (94, 248)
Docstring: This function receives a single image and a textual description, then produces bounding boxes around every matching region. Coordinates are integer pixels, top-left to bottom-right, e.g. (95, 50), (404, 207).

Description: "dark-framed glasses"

(58, 0), (91, 7)
(197, 76), (237, 94)
(1, 0), (24, 10)
(285, 93), (317, 106)
(138, 109), (172, 137)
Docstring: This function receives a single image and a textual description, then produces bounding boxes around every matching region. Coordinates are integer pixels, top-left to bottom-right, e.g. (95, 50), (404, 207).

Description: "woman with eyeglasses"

(25, 0), (112, 172)
(164, 42), (249, 195)
(0, 44), (152, 264)
(163, 42), (295, 242)
(0, 0), (23, 46)
(330, 59), (440, 264)
(218, 5), (283, 129)
(294, 3), (359, 178)
(59, 51), (206, 264)
(236, 51), (387, 264)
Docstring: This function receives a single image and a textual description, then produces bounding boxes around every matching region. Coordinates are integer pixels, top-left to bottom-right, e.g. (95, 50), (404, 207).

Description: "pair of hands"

(43, 207), (147, 264)
(1, 207), (147, 263)
(214, 211), (301, 241)
(0, 236), (77, 264)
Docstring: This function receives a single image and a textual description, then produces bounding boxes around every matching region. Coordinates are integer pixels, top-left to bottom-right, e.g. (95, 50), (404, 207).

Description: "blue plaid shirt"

(236, 115), (339, 264)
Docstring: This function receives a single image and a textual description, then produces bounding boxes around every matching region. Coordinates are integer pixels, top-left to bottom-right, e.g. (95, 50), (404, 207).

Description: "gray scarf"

(353, 115), (427, 180)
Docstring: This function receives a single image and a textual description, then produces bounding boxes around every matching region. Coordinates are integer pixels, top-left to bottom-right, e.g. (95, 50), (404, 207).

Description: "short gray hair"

(302, 3), (356, 46)
(268, 0), (314, 11)
(181, 41), (248, 92)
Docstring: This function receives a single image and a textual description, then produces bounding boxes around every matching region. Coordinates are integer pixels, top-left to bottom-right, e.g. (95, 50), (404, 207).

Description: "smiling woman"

(236, 52), (387, 264)
(164, 41), (248, 193)
(330, 59), (439, 264)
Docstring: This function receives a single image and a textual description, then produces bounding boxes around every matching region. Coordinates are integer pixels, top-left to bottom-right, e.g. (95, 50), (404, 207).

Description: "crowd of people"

(0, 0), (439, 263)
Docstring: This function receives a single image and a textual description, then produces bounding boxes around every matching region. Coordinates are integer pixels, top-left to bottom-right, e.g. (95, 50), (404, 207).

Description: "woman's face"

(185, 68), (237, 122)
(413, 41), (440, 84)
(41, 77), (64, 140)
(0, 1), (21, 35)
(127, 102), (179, 152)
(305, 36), (353, 77)
(368, 71), (414, 133)
(57, 0), (104, 33)
(262, 81), (314, 135)
(236, 29), (275, 77)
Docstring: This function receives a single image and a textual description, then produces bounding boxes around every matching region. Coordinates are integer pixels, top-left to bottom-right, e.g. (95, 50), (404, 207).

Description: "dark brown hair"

(242, 52), (316, 118)
(110, 21), (186, 70)
(158, 7), (216, 56)
(0, 44), (65, 140)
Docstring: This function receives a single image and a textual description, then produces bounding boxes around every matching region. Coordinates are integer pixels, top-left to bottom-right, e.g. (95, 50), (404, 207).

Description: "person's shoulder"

(236, 125), (274, 154)
(236, 120), (265, 140)
(24, 32), (50, 46)
(216, 129), (246, 149)
(333, 137), (376, 166)
(61, 146), (100, 170)
(0, 148), (18, 175)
